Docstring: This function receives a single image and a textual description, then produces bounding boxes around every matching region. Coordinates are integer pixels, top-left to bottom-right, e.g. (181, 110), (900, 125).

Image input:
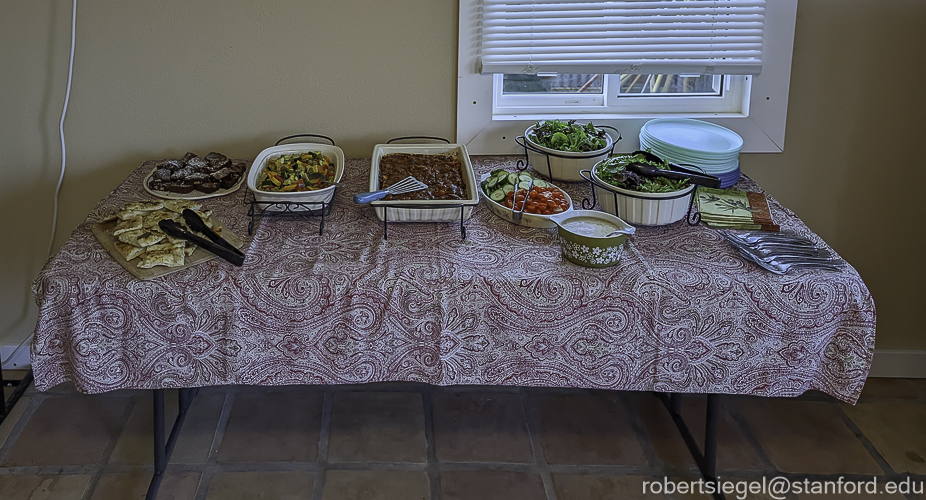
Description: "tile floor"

(1, 375), (925, 499)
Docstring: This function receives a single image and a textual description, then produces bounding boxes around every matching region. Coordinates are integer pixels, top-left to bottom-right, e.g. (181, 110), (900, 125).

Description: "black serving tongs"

(626, 150), (721, 188)
(181, 209), (243, 255)
(158, 212), (245, 267)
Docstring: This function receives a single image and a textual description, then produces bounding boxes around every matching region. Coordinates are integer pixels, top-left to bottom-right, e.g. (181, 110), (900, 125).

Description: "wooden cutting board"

(92, 218), (247, 280)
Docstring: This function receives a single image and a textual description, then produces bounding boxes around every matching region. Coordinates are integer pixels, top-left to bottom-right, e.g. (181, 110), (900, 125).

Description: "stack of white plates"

(639, 118), (743, 188)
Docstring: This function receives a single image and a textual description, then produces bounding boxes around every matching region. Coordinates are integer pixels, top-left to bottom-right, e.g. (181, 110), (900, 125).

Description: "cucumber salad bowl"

(480, 169), (573, 229)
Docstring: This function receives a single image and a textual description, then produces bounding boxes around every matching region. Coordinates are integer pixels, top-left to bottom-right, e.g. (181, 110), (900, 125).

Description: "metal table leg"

(146, 387), (199, 500)
(657, 392), (724, 500)
(1, 369), (33, 425)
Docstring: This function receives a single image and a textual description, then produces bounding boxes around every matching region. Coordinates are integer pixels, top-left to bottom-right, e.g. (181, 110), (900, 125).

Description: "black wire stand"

(371, 136), (476, 240)
(243, 189), (335, 236)
(243, 134), (340, 236)
(514, 125), (622, 180)
(375, 203), (472, 240)
(579, 169), (701, 226)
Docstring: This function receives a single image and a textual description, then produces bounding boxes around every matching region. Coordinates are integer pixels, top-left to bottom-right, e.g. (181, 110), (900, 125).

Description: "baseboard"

(868, 349), (926, 378)
(1, 344), (31, 370)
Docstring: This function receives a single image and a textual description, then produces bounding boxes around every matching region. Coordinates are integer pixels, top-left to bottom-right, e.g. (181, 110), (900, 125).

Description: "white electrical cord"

(49, 0), (77, 258)
(2, 0), (77, 370)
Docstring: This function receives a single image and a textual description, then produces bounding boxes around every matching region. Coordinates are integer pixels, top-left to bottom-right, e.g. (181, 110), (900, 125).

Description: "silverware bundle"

(724, 232), (846, 274)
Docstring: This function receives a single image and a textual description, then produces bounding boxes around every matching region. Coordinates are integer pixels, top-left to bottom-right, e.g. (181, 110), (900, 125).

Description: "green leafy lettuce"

(528, 119), (608, 152)
(594, 152), (690, 193)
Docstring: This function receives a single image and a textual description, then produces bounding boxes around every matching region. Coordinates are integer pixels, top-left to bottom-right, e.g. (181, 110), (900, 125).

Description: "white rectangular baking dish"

(247, 143), (345, 211)
(369, 144), (479, 222)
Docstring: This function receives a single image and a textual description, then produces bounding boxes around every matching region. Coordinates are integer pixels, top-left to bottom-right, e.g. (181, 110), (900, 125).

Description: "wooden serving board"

(92, 219), (247, 280)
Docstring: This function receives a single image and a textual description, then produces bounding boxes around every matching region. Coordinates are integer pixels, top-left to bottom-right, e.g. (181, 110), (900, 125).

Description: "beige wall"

(1, 1), (923, 354)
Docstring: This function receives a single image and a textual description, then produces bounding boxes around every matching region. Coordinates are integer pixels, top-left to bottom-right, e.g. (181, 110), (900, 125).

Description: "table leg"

(146, 387), (199, 500)
(1, 369), (33, 425)
(657, 392), (724, 500)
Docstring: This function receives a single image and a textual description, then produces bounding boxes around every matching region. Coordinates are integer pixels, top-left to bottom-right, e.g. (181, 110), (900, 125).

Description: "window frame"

(493, 73), (749, 115)
(456, 0), (799, 155)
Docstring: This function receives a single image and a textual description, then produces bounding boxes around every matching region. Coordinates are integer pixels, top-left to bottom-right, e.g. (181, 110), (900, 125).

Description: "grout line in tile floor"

(80, 395), (139, 500)
(420, 388), (443, 500)
(193, 389), (235, 500)
(310, 390), (333, 500)
(0, 395), (40, 466)
(520, 390), (558, 500)
(832, 402), (898, 476)
(617, 392), (673, 474)
(720, 398), (778, 476)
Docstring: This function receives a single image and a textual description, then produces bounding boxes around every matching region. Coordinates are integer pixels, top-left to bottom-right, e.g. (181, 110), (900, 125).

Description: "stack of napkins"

(696, 187), (779, 231)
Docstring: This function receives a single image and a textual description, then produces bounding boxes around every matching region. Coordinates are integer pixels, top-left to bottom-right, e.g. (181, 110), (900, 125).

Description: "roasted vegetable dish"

(257, 151), (336, 192)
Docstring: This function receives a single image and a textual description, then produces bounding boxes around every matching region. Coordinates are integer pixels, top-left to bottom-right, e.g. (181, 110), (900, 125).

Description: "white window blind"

(479, 0), (767, 76)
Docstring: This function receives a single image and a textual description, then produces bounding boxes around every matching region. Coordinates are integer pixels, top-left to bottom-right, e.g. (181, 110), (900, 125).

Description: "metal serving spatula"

(353, 176), (428, 204)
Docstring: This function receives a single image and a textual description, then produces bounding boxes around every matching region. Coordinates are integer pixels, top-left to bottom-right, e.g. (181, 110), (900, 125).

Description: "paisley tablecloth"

(31, 157), (876, 403)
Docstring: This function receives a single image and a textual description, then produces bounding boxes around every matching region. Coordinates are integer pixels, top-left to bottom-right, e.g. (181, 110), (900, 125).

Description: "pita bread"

(138, 245), (185, 268)
(115, 241), (146, 261)
(106, 200), (223, 269)
(113, 216), (143, 236)
(117, 201), (166, 220)
(118, 229), (165, 248)
(145, 241), (185, 254)
(162, 199), (203, 213)
(142, 211), (178, 231)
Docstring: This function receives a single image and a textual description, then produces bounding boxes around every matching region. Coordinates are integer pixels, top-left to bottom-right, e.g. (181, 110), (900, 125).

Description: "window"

(494, 73), (747, 114)
(457, 0), (799, 155)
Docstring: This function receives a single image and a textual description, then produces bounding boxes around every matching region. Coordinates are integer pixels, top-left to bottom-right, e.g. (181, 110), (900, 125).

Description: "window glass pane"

(619, 74), (723, 96)
(502, 74), (603, 94)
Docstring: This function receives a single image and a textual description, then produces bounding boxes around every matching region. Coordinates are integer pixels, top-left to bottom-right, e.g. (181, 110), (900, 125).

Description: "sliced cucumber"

(533, 179), (549, 188)
(518, 173), (532, 183)
(518, 180), (532, 190)
(486, 176), (498, 189)
(502, 184), (514, 195)
(490, 189), (506, 201)
(507, 172), (519, 185)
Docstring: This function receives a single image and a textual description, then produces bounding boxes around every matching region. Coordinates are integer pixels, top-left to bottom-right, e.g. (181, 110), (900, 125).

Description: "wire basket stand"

(514, 125), (622, 180)
(243, 134), (339, 236)
(373, 137), (475, 240)
(578, 168), (701, 226)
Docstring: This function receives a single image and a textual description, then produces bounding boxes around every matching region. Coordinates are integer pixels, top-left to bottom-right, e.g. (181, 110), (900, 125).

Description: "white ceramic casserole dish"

(523, 123), (616, 182)
(589, 163), (695, 226)
(247, 143), (345, 211)
(369, 144), (479, 222)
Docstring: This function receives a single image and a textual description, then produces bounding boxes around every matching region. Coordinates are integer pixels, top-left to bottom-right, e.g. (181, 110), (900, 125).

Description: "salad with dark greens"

(595, 152), (690, 193)
(528, 119), (608, 152)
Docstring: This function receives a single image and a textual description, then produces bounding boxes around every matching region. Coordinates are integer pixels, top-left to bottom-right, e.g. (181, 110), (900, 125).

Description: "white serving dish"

(247, 143), (345, 211)
(591, 164), (695, 226)
(479, 173), (573, 229)
(369, 144), (479, 222)
(524, 124), (615, 182)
